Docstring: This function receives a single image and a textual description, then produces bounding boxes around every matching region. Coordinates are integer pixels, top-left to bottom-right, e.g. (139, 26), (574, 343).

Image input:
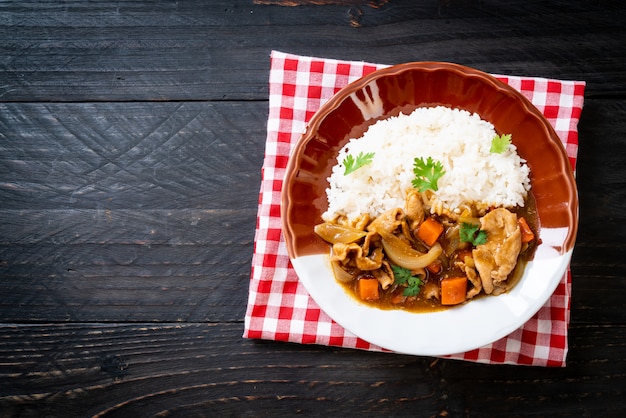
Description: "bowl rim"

(282, 60), (578, 260)
(279, 61), (579, 354)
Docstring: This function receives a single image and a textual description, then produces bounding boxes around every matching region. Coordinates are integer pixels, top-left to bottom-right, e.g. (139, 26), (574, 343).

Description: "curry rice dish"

(314, 106), (538, 312)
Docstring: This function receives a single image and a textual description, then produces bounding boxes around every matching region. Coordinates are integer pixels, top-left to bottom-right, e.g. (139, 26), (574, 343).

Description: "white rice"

(321, 106), (531, 222)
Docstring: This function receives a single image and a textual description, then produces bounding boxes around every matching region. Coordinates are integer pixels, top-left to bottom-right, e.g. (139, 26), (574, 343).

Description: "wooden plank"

(0, 209), (257, 245)
(0, 323), (441, 417)
(0, 322), (624, 416)
(441, 324), (626, 417)
(0, 101), (267, 210)
(0, 211), (256, 322)
(569, 98), (626, 324)
(1, 0), (625, 101)
(0, 101), (266, 322)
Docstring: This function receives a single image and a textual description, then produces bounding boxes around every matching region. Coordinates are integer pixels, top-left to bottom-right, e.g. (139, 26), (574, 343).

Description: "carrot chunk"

(518, 216), (535, 243)
(417, 217), (444, 246)
(440, 276), (468, 305)
(358, 278), (380, 301)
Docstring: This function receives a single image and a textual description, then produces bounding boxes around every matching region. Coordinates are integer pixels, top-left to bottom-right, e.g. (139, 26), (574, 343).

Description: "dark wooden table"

(1, 1), (625, 416)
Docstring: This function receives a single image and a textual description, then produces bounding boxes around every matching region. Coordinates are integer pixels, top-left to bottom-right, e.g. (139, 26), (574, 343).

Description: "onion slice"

(314, 222), (367, 244)
(381, 233), (443, 270)
(330, 260), (355, 283)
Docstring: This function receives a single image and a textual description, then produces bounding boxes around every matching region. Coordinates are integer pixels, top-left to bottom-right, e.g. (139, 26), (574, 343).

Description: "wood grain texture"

(1, 0), (626, 416)
(0, 101), (266, 323)
(0, 323), (624, 417)
(0, 102), (267, 210)
(569, 98), (626, 324)
(1, 0), (625, 101)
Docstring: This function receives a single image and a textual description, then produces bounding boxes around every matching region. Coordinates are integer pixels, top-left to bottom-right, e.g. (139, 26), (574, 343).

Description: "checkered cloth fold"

(244, 51), (585, 366)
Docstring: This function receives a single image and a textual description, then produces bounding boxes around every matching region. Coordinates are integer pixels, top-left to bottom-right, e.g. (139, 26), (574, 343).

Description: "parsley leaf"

(403, 276), (423, 297)
(460, 222), (488, 246)
(411, 157), (446, 192)
(490, 133), (512, 154)
(392, 265), (412, 284)
(391, 265), (423, 297)
(343, 151), (375, 175)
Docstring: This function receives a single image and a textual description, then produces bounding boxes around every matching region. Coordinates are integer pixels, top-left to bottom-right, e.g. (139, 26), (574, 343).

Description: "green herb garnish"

(490, 133), (512, 154)
(343, 151), (375, 175)
(460, 222), (488, 246)
(411, 156), (446, 192)
(392, 265), (423, 297)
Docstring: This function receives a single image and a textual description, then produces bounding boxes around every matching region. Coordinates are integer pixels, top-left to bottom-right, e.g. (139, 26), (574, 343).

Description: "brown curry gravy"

(335, 192), (539, 313)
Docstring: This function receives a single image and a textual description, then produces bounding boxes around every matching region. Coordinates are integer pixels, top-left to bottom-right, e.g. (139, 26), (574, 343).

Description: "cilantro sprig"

(343, 151), (375, 175)
(392, 265), (423, 297)
(460, 222), (488, 246)
(490, 133), (512, 154)
(411, 157), (446, 192)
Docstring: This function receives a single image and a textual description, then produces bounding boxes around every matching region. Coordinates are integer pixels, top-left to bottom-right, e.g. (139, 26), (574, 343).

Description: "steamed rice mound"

(322, 106), (531, 222)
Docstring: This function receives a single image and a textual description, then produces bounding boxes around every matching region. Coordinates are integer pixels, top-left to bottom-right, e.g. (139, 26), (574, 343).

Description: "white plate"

(290, 233), (571, 356)
(281, 62), (578, 356)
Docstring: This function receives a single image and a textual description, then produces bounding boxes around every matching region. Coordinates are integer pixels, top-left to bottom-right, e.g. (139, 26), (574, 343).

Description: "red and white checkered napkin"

(243, 50), (586, 366)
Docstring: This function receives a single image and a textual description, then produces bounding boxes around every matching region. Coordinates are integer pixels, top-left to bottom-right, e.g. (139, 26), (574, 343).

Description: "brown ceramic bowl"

(281, 62), (578, 355)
